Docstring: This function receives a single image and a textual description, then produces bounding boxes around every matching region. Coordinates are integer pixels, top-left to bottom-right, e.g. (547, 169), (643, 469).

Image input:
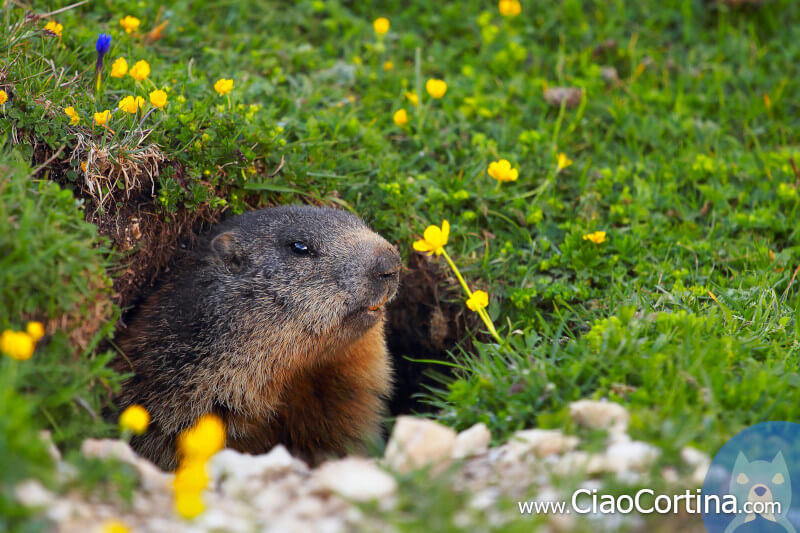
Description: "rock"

(314, 457), (396, 502)
(15, 479), (54, 507)
(452, 423), (491, 459)
(681, 446), (711, 485)
(81, 438), (171, 493)
(680, 446), (709, 468)
(543, 87), (583, 108)
(209, 444), (301, 483)
(602, 439), (660, 473)
(507, 429), (579, 459)
(384, 416), (457, 473)
(569, 399), (629, 434)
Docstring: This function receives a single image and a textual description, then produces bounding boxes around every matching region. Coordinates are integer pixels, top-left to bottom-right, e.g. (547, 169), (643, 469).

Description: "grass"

(2, 0), (800, 530)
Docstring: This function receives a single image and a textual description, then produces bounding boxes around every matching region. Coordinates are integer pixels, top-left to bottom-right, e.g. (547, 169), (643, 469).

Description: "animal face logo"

(724, 451), (795, 533)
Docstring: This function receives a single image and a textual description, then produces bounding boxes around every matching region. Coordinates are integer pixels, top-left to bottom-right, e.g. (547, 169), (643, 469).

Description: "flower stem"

(441, 249), (503, 344)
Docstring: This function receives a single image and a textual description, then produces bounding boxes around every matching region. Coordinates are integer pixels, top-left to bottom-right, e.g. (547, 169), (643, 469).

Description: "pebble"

(384, 416), (457, 473)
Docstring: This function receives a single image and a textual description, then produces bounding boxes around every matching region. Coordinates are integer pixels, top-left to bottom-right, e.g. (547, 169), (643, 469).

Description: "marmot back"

(114, 205), (402, 470)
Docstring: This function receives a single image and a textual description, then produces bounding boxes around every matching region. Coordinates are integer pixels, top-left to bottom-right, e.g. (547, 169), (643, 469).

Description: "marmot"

(114, 206), (401, 470)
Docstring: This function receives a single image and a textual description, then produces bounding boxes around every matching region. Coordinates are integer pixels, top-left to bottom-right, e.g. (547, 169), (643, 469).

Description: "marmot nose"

(372, 245), (402, 280)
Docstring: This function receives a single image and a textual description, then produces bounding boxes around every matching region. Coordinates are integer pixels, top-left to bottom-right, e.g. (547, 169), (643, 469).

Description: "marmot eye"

(290, 241), (311, 256)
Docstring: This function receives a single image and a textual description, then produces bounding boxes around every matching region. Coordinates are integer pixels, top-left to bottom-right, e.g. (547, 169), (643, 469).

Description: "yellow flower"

(487, 159), (519, 182)
(582, 231), (607, 244)
(373, 17), (390, 35)
(393, 109), (408, 126)
(425, 78), (447, 99)
(413, 220), (450, 256)
(44, 21), (63, 36)
(129, 60), (151, 81)
(175, 490), (205, 519)
(81, 161), (87, 173)
(556, 152), (572, 172)
(64, 106), (80, 125)
(111, 57), (129, 78)
(466, 290), (489, 311)
(120, 16), (141, 34)
(499, 0), (522, 17)
(150, 89), (168, 108)
(26, 322), (45, 342)
(178, 413), (226, 462)
(103, 520), (130, 533)
(119, 404), (150, 434)
(0, 90), (7, 105)
(405, 91), (419, 106)
(214, 78), (234, 95)
(383, 60), (394, 71)
(118, 95), (145, 114)
(173, 461), (210, 493)
(94, 110), (111, 125)
(102, 520), (130, 533)
(1, 330), (35, 361)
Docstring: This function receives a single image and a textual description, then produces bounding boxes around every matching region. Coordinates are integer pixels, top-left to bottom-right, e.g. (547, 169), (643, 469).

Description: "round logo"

(703, 421), (800, 533)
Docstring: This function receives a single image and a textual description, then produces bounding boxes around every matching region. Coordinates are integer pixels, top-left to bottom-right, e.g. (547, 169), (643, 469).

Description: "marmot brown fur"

(114, 206), (401, 470)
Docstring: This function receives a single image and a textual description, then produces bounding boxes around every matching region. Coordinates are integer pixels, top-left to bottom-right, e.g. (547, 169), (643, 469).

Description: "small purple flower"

(95, 33), (112, 94)
(96, 33), (112, 57)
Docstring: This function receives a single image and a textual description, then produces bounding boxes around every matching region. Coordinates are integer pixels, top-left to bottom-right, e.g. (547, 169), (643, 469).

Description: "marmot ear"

(210, 231), (246, 272)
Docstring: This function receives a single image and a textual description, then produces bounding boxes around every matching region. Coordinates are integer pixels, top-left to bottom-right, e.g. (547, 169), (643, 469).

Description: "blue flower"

(96, 33), (112, 57)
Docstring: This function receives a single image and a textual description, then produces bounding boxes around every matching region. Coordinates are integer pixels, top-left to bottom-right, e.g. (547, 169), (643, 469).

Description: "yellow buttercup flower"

(64, 106), (79, 125)
(413, 220), (450, 256)
(150, 89), (168, 108)
(102, 520), (130, 533)
(405, 91), (419, 106)
(81, 161), (87, 173)
(488, 159), (519, 182)
(118, 95), (145, 114)
(393, 109), (408, 126)
(175, 490), (205, 519)
(94, 110), (110, 125)
(583, 231), (607, 244)
(556, 152), (572, 172)
(178, 413), (226, 462)
(214, 78), (234, 95)
(1, 330), (35, 361)
(383, 61), (394, 71)
(26, 322), (45, 342)
(425, 78), (447, 99)
(173, 461), (210, 493)
(466, 290), (489, 311)
(119, 404), (150, 434)
(373, 17), (390, 35)
(111, 57), (128, 78)
(129, 60), (151, 81)
(44, 21), (63, 36)
(499, 0), (522, 17)
(0, 90), (7, 105)
(120, 16), (141, 34)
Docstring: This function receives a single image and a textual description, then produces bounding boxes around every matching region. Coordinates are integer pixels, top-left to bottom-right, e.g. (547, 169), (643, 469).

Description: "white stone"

(602, 440), (660, 473)
(452, 423), (491, 459)
(314, 457), (396, 501)
(209, 444), (299, 484)
(384, 416), (457, 473)
(680, 446), (710, 468)
(569, 399), (629, 434)
(507, 429), (579, 458)
(14, 479), (53, 507)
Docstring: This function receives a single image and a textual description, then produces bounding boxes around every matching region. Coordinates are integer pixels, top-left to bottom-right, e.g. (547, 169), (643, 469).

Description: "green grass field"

(2, 0), (800, 530)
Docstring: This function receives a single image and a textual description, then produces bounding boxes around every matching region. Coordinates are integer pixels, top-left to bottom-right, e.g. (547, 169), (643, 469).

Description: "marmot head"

(198, 205), (401, 352)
